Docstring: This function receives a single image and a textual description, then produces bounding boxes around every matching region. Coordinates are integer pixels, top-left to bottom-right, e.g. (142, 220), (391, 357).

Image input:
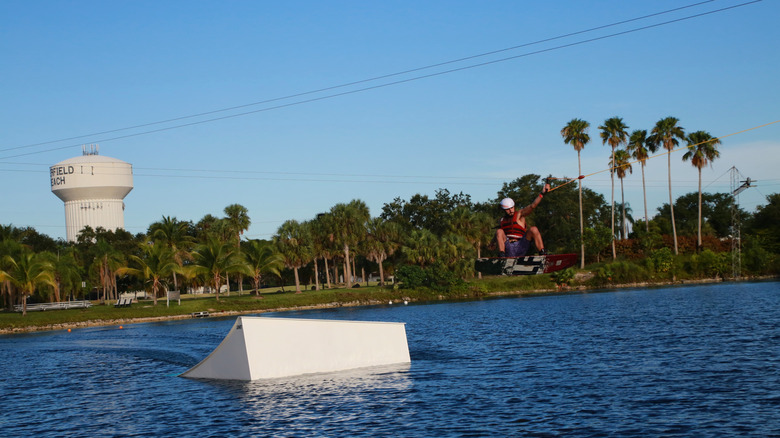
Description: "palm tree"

(311, 213), (336, 289)
(0, 238), (24, 310)
(439, 233), (474, 277)
(274, 220), (311, 293)
(364, 217), (403, 286)
(120, 241), (179, 306)
(224, 204), (251, 294)
(448, 206), (493, 277)
(242, 240), (284, 295)
(599, 116), (629, 260)
(329, 200), (370, 289)
(626, 129), (658, 232)
(649, 116), (686, 255)
(91, 239), (124, 304)
(402, 229), (439, 267)
(190, 236), (243, 301)
(610, 149), (633, 241)
(561, 118), (591, 268)
(0, 249), (55, 316)
(39, 249), (82, 302)
(683, 130), (721, 249)
(149, 216), (193, 293)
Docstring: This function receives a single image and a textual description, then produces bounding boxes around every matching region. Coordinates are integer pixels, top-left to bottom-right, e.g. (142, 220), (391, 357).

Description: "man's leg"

(526, 226), (545, 253)
(496, 228), (507, 253)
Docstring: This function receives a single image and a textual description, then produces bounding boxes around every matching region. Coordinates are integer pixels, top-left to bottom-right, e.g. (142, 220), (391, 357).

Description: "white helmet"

(499, 198), (515, 209)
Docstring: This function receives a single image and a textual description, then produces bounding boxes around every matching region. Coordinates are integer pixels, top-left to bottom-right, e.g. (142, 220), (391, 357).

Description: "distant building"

(50, 145), (133, 242)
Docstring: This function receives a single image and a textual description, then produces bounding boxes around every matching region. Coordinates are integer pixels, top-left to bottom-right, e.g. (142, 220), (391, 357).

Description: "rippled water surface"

(2, 281), (779, 437)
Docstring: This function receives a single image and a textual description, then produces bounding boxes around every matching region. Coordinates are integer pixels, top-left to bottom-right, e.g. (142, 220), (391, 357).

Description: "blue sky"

(2, 0), (778, 241)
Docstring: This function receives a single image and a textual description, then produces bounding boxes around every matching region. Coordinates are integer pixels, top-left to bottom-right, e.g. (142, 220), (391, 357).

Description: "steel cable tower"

(730, 166), (753, 279)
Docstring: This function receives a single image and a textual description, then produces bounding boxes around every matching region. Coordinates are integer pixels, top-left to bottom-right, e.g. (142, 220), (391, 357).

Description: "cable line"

(1, 1), (759, 159)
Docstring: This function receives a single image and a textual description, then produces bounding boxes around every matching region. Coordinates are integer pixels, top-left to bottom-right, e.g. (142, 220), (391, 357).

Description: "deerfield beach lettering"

(50, 165), (74, 187)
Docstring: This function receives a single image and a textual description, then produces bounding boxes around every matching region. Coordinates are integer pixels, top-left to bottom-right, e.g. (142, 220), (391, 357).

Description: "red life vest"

(500, 211), (526, 239)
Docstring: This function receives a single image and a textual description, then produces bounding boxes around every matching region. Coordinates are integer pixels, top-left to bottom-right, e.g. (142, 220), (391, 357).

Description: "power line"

(0, 0), (760, 160)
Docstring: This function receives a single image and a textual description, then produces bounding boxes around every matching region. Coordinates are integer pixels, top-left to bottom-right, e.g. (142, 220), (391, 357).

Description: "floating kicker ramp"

(180, 316), (411, 380)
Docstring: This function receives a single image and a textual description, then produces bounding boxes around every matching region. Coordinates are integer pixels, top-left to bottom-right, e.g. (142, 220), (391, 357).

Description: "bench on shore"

(191, 311), (210, 318)
(13, 300), (92, 312)
(114, 298), (132, 308)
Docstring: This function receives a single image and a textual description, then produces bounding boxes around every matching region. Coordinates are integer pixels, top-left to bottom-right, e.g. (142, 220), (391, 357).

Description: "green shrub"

(395, 262), (466, 292)
(742, 236), (774, 275)
(649, 247), (674, 273)
(550, 268), (575, 288)
(590, 261), (650, 286)
(395, 265), (427, 289)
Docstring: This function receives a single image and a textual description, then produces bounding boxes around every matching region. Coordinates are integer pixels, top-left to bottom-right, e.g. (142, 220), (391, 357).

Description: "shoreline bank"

(5, 276), (772, 335)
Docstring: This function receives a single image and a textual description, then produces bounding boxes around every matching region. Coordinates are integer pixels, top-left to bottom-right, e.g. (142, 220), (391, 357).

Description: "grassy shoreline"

(5, 273), (774, 335)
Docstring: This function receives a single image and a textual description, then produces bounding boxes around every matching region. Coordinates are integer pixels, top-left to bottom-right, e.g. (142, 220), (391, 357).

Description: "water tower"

(50, 145), (134, 242)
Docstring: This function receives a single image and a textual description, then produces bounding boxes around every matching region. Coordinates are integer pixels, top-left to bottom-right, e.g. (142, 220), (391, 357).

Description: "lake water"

(2, 281), (779, 437)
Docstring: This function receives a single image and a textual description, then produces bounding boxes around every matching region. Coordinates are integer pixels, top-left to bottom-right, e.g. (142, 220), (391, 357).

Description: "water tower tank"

(50, 146), (133, 242)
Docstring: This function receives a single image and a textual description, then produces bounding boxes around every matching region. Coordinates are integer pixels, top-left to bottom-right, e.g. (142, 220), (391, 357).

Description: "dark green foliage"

(381, 189), (472, 236)
(395, 262), (466, 292)
(395, 265), (427, 289)
(742, 236), (777, 275)
(747, 193), (780, 254)
(653, 192), (745, 238)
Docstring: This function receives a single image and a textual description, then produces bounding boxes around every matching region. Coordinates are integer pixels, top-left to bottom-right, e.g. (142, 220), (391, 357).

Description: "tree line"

(2, 116), (779, 315)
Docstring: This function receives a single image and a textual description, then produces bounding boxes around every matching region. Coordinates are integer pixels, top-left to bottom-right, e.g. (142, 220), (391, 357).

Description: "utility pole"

(730, 167), (753, 279)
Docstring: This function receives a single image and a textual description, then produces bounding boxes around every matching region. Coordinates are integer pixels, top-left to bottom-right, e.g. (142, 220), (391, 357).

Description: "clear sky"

(2, 0), (778, 241)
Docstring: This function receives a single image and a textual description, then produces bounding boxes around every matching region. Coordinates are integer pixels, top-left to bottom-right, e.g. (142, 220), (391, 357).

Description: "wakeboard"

(475, 253), (577, 276)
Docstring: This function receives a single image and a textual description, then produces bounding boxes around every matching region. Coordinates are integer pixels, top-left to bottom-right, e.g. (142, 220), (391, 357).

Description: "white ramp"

(181, 316), (411, 380)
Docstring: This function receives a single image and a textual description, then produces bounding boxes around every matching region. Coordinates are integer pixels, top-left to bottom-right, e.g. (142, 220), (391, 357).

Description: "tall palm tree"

(274, 220), (311, 293)
(120, 241), (179, 306)
(599, 116), (629, 260)
(223, 204), (251, 245)
(626, 129), (658, 232)
(329, 200), (370, 289)
(561, 118), (591, 268)
(610, 149), (633, 240)
(224, 204), (251, 293)
(311, 213), (336, 289)
(683, 130), (721, 249)
(241, 239), (283, 295)
(364, 217), (402, 286)
(91, 239), (124, 303)
(149, 216), (193, 293)
(190, 236), (243, 301)
(0, 249), (55, 316)
(649, 116), (686, 255)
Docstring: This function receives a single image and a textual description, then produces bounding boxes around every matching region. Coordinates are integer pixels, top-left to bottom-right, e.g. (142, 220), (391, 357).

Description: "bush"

(395, 265), (427, 289)
(590, 261), (650, 286)
(395, 262), (466, 292)
(692, 249), (729, 278)
(742, 236), (775, 275)
(649, 247), (674, 274)
(550, 268), (575, 288)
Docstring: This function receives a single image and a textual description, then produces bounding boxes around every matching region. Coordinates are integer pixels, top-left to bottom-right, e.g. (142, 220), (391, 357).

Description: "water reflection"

(191, 364), (413, 435)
